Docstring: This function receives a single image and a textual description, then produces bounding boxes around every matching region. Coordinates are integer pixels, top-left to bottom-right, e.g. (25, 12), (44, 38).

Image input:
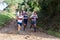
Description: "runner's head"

(32, 11), (36, 15)
(19, 11), (22, 16)
(23, 11), (26, 13)
(34, 11), (37, 15)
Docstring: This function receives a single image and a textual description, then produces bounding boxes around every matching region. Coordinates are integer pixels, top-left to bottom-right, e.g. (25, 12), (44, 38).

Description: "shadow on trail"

(0, 19), (60, 40)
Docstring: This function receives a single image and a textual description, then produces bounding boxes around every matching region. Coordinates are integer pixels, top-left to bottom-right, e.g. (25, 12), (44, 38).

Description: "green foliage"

(47, 30), (60, 37)
(4, 0), (12, 5)
(5, 0), (23, 5)
(27, 0), (40, 11)
(18, 0), (41, 11)
(0, 11), (15, 27)
(0, 14), (10, 26)
(37, 0), (60, 31)
(5, 7), (12, 13)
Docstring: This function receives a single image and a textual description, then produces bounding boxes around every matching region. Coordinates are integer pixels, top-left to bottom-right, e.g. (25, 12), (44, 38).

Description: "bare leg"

(24, 24), (27, 31)
(18, 24), (21, 32)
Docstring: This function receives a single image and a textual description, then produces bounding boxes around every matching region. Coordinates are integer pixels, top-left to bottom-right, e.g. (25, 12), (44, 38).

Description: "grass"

(47, 30), (60, 38)
(0, 11), (15, 27)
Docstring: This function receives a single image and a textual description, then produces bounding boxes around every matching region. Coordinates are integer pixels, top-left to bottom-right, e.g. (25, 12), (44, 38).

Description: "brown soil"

(0, 20), (60, 40)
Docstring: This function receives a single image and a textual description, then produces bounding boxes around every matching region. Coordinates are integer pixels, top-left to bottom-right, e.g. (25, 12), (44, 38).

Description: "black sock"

(34, 27), (36, 32)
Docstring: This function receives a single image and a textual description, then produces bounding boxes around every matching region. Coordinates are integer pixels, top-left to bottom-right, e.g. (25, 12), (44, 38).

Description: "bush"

(5, 7), (12, 13)
(5, 0), (23, 5)
(0, 11), (15, 27)
(0, 14), (10, 26)
(47, 30), (60, 37)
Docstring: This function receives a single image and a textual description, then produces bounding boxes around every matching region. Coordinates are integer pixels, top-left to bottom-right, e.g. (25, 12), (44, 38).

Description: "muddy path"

(0, 20), (60, 40)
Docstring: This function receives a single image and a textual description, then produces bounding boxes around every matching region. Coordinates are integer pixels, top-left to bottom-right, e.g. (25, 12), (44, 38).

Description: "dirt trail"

(0, 20), (60, 40)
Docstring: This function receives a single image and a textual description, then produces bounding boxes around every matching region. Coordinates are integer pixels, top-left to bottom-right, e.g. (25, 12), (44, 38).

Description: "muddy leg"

(24, 24), (27, 31)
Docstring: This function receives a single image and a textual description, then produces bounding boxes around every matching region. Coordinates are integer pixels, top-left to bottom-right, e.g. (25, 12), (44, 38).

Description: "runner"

(23, 12), (28, 31)
(30, 11), (38, 32)
(21, 10), (28, 30)
(17, 11), (24, 32)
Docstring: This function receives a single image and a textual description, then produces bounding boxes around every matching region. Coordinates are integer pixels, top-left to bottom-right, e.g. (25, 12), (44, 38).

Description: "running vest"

(24, 15), (28, 19)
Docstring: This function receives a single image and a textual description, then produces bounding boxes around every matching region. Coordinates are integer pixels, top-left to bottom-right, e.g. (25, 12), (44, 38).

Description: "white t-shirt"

(17, 15), (24, 23)
(16, 11), (19, 16)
